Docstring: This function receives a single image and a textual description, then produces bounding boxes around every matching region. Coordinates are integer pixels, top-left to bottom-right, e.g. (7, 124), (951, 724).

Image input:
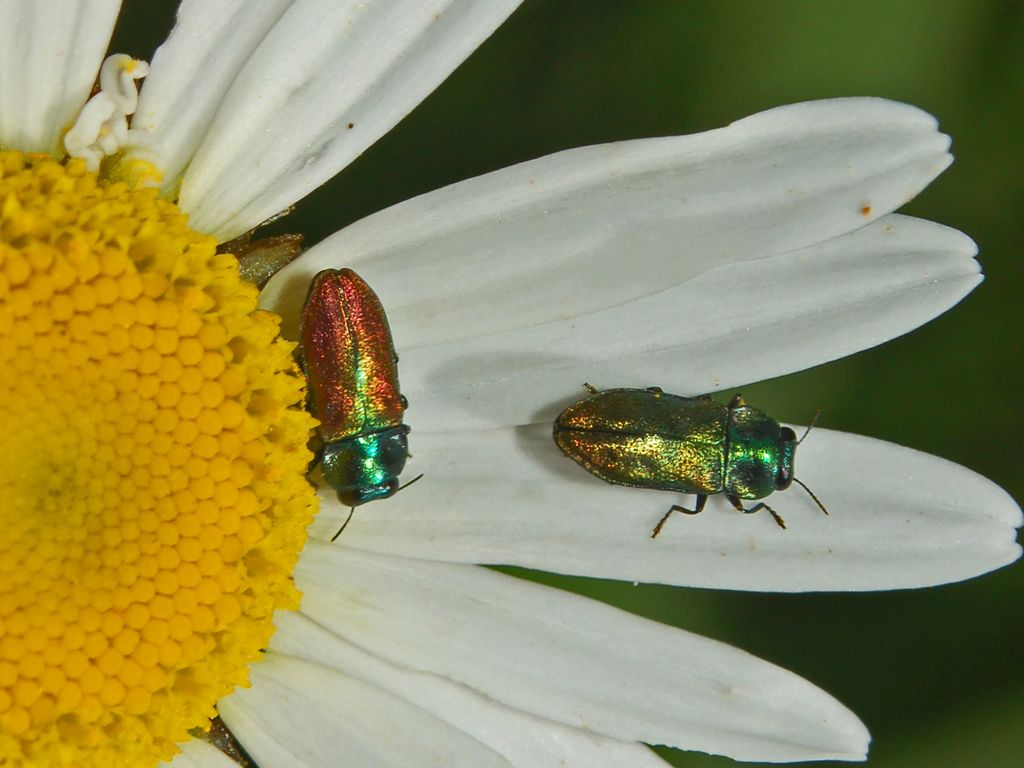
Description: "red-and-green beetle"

(300, 269), (417, 540)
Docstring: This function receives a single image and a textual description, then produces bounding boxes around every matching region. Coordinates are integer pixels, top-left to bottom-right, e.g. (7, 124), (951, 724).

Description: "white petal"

(162, 740), (239, 768)
(320, 425), (1021, 591)
(263, 97), (951, 340)
(131, 0), (295, 193)
(415, 214), (976, 429)
(219, 652), (512, 768)
(0, 0), (120, 154)
(270, 611), (672, 768)
(262, 101), (967, 429)
(278, 212), (977, 431)
(295, 544), (870, 762)
(179, 0), (521, 240)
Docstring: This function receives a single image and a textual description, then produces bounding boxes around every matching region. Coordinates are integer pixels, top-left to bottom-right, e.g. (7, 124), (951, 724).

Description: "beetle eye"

(776, 427), (796, 490)
(776, 464), (793, 490)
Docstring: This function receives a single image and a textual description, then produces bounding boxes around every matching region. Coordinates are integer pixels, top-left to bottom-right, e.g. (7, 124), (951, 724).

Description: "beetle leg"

(728, 495), (787, 529)
(756, 505), (787, 528)
(582, 382), (600, 394)
(651, 494), (707, 538)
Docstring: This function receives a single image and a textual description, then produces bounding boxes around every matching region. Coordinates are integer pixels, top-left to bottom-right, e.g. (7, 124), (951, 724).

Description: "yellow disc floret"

(0, 151), (317, 767)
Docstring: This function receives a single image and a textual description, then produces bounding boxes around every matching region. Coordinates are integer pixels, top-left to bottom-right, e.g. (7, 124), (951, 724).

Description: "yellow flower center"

(0, 151), (317, 767)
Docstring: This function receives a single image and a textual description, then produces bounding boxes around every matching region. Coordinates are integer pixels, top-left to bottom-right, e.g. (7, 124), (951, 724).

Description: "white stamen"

(65, 55), (149, 172)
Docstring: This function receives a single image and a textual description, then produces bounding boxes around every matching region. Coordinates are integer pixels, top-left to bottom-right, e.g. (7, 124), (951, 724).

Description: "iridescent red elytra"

(299, 269), (417, 539)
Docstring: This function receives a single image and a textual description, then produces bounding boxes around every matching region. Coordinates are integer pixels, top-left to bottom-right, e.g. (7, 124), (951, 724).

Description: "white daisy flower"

(0, 3), (1017, 768)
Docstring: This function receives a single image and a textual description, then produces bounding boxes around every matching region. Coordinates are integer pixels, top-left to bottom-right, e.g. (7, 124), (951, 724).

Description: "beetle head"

(322, 425), (409, 506)
(725, 406), (796, 500)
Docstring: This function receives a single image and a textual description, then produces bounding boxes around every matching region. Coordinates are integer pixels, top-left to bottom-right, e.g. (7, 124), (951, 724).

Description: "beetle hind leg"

(651, 494), (707, 538)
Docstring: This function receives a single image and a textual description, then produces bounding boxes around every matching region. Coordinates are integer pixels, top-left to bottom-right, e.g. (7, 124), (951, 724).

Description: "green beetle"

(553, 385), (827, 536)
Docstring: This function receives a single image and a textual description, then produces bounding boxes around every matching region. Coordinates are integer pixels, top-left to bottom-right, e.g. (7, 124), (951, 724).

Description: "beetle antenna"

(330, 507), (355, 542)
(797, 408), (822, 445)
(398, 474), (424, 493)
(793, 477), (829, 516)
(330, 475), (422, 544)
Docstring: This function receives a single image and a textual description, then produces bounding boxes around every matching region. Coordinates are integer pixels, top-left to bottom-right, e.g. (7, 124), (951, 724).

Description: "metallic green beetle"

(553, 385), (827, 537)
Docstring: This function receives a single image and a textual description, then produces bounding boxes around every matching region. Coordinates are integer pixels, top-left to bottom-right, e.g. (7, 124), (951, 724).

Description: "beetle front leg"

(651, 494), (707, 538)
(728, 494), (787, 529)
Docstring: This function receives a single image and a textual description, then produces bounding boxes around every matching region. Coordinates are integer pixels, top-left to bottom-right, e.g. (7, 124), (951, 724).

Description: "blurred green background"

(118, 2), (1023, 766)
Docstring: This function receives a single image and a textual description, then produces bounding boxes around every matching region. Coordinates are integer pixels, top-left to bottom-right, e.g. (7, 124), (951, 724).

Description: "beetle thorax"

(724, 405), (788, 500)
